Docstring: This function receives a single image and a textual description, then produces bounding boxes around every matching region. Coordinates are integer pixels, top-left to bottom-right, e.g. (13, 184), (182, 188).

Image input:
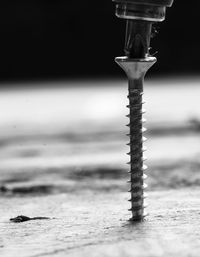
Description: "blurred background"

(0, 0), (198, 81)
(0, 1), (200, 196)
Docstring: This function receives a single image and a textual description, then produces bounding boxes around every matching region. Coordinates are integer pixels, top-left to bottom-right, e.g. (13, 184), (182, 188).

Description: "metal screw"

(115, 57), (156, 221)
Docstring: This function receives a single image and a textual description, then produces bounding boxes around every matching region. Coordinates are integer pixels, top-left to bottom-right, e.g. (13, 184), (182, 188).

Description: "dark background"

(0, 1), (198, 81)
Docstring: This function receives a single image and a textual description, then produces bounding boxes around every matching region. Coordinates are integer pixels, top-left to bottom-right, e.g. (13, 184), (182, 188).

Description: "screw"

(115, 56), (156, 221)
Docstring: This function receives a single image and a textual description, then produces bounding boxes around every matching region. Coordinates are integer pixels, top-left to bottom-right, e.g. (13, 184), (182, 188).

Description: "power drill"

(112, 0), (174, 221)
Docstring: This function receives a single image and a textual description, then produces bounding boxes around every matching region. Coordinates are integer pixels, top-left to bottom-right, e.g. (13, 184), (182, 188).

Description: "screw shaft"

(128, 87), (146, 221)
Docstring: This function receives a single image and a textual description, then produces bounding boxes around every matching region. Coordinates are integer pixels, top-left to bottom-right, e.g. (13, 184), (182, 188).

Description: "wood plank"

(1, 189), (200, 257)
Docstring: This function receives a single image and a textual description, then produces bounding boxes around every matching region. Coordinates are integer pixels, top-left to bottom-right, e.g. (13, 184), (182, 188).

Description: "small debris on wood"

(10, 215), (51, 223)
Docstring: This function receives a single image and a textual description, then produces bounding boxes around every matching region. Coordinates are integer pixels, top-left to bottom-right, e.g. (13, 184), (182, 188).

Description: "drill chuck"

(113, 0), (174, 21)
(113, 0), (174, 58)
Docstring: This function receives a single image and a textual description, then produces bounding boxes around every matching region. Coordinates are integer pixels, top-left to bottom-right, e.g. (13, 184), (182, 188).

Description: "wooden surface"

(0, 79), (200, 256)
(1, 189), (200, 257)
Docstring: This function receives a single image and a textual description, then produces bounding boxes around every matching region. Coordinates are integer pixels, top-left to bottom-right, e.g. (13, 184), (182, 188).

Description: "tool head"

(113, 0), (174, 21)
(113, 0), (174, 7)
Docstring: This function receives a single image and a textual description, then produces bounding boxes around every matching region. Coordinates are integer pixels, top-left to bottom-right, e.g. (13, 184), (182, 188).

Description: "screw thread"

(127, 88), (147, 221)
